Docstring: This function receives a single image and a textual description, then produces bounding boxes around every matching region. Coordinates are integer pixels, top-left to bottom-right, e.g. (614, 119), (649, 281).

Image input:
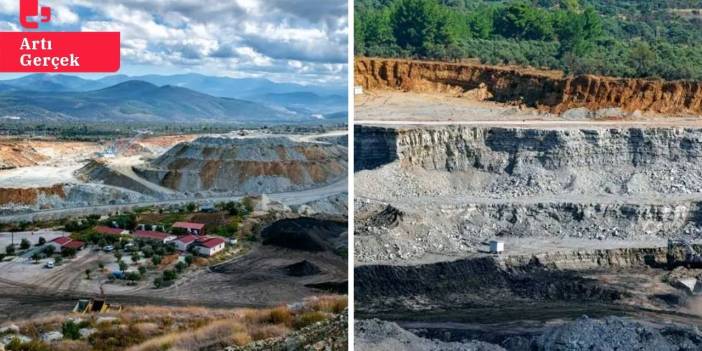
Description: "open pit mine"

(0, 132), (348, 221)
(354, 59), (702, 350)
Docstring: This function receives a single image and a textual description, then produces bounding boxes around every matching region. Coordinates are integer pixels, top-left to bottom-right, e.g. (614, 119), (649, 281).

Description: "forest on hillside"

(355, 0), (702, 80)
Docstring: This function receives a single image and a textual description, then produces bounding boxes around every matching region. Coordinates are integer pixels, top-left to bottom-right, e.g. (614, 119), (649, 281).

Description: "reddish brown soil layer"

(356, 58), (702, 115)
(0, 184), (65, 206)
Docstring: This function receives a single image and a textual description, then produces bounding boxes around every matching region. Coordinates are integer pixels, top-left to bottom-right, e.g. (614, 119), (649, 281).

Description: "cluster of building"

(48, 236), (86, 253)
(87, 221), (227, 257)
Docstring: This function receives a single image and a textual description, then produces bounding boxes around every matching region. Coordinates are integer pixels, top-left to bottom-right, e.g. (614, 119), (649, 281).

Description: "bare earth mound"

(134, 136), (347, 195)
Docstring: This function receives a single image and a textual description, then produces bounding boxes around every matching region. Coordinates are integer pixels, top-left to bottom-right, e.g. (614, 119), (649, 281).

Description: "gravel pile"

(355, 319), (505, 351)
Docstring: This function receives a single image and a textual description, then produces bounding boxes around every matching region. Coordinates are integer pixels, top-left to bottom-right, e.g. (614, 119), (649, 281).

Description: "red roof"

(173, 222), (206, 230)
(197, 237), (225, 249)
(51, 237), (72, 245)
(63, 240), (85, 249)
(175, 235), (197, 244)
(133, 230), (171, 241)
(95, 226), (124, 235)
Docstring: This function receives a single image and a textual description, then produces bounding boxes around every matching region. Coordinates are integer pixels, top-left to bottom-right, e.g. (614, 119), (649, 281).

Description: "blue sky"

(0, 0), (348, 86)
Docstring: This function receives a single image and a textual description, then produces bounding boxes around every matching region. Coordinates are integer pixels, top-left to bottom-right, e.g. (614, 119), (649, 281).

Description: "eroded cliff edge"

(356, 58), (702, 115)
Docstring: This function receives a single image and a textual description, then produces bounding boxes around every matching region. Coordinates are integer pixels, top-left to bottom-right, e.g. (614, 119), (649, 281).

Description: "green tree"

(467, 5), (495, 39)
(44, 245), (55, 256)
(38, 237), (46, 246)
(495, 1), (555, 41)
(62, 247), (76, 257)
(163, 270), (177, 281)
(184, 255), (194, 266)
(6, 244), (15, 255)
(175, 261), (187, 273)
(118, 260), (127, 272)
(19, 239), (30, 250)
(151, 255), (162, 266)
(390, 0), (456, 56)
(31, 253), (41, 263)
(629, 41), (657, 76)
(556, 6), (603, 58)
(126, 271), (141, 282)
(153, 277), (163, 288)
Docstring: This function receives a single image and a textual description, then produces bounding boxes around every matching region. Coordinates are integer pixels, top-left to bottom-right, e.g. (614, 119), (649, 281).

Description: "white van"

(45, 260), (55, 269)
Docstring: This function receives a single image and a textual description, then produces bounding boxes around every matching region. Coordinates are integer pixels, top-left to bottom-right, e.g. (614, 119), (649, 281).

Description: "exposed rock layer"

(134, 137), (347, 194)
(0, 185), (65, 206)
(356, 58), (702, 114)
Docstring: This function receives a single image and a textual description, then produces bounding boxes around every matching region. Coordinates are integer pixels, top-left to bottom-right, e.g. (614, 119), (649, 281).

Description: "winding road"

(0, 178), (347, 223)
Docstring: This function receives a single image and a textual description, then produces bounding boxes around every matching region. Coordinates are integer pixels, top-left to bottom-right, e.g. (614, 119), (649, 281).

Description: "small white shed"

(489, 240), (504, 254)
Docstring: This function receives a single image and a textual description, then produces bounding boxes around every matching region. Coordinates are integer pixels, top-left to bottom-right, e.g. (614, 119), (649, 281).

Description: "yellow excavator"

(72, 284), (123, 314)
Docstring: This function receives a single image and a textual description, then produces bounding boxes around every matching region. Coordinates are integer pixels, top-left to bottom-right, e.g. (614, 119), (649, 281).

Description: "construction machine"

(72, 283), (123, 314)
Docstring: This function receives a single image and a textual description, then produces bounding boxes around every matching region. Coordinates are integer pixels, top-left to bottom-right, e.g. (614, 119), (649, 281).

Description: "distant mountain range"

(0, 73), (346, 97)
(0, 74), (347, 123)
(0, 81), (304, 123)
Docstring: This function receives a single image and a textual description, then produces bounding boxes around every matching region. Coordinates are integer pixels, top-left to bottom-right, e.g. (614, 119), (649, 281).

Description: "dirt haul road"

(0, 178), (347, 223)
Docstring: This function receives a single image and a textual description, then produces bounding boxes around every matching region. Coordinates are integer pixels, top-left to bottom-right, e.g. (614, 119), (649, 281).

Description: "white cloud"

(0, 0), (347, 85)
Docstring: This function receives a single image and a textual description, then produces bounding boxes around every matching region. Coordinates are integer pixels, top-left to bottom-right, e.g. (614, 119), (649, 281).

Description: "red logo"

(19, 0), (52, 29)
(0, 0), (120, 72)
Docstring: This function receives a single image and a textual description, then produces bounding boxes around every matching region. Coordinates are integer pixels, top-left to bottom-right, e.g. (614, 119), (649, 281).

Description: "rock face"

(0, 185), (65, 206)
(0, 183), (152, 216)
(355, 125), (702, 262)
(355, 125), (702, 196)
(356, 58), (702, 115)
(76, 160), (162, 197)
(134, 136), (347, 195)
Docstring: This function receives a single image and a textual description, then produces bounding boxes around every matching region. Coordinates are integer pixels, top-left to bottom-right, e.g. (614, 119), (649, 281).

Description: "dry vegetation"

(1, 296), (347, 351)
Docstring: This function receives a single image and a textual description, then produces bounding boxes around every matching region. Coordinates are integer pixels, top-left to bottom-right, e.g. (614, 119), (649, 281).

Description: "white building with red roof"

(94, 226), (129, 236)
(49, 237), (85, 253)
(172, 222), (206, 236)
(133, 230), (176, 243)
(193, 237), (226, 257)
(173, 235), (197, 251)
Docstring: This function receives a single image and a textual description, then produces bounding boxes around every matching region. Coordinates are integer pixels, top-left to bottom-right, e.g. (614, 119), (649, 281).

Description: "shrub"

(268, 306), (293, 326)
(250, 324), (289, 341)
(62, 247), (77, 258)
(6, 244), (15, 255)
(62, 320), (81, 340)
(293, 311), (327, 329)
(175, 261), (187, 273)
(231, 332), (252, 346)
(151, 255), (162, 265)
(126, 272), (141, 282)
(163, 270), (177, 281)
(37, 237), (46, 246)
(153, 277), (163, 288)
